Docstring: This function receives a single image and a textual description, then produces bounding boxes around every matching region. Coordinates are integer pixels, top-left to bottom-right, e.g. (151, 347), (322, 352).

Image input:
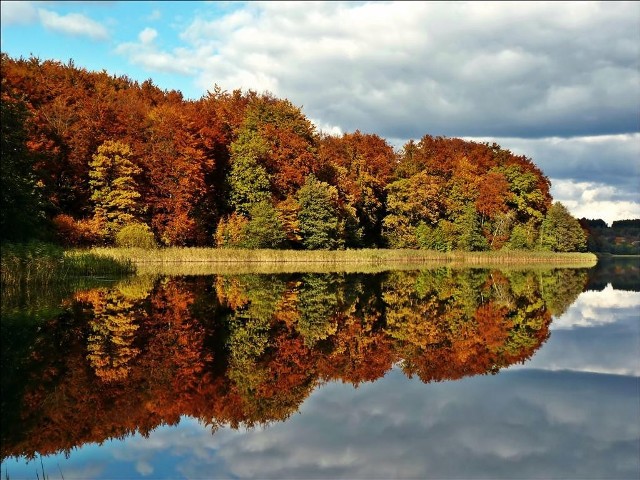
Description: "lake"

(1, 258), (639, 479)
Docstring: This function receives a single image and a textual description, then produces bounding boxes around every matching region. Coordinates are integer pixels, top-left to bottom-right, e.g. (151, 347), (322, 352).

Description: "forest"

(579, 219), (640, 255)
(1, 54), (589, 252)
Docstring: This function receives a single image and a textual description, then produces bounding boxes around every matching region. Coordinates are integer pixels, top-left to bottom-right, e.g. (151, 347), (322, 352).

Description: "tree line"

(1, 54), (587, 252)
(579, 219), (640, 255)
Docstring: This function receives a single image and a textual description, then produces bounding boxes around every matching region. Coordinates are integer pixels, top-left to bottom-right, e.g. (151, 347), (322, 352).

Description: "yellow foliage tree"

(89, 140), (142, 242)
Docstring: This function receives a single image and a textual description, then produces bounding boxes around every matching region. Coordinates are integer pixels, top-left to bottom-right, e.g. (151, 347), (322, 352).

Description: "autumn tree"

(416, 222), (449, 251)
(143, 102), (213, 246)
(215, 212), (249, 248)
(229, 95), (318, 201)
(191, 87), (254, 219)
(539, 202), (587, 252)
(275, 196), (302, 246)
(89, 140), (141, 241)
(2, 53), (561, 252)
(388, 135), (553, 251)
(454, 205), (489, 251)
(316, 131), (396, 246)
(476, 170), (510, 223)
(0, 84), (47, 241)
(498, 163), (551, 224)
(383, 171), (445, 248)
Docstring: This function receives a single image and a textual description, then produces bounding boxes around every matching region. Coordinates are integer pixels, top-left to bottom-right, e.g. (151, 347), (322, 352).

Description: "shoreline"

(79, 248), (598, 274)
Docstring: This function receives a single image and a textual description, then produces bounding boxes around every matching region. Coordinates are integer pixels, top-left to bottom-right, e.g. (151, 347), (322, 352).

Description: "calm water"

(1, 259), (639, 479)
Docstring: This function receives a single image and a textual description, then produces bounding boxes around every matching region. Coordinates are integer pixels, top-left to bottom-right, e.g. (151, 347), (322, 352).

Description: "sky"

(1, 1), (639, 224)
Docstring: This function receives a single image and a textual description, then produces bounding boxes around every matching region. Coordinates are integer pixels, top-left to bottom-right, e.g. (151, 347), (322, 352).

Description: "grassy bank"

(85, 247), (597, 274)
(1, 242), (136, 287)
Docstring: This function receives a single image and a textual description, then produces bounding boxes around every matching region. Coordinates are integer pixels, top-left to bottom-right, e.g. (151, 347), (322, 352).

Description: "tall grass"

(1, 242), (135, 288)
(85, 247), (597, 275)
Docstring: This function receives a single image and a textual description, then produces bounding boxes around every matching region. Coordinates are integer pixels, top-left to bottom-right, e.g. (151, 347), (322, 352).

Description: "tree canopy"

(0, 53), (594, 252)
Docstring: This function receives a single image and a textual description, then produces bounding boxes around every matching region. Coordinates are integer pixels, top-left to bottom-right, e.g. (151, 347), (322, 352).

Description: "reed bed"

(85, 247), (597, 275)
(1, 242), (135, 288)
(445, 250), (598, 266)
(134, 261), (423, 276)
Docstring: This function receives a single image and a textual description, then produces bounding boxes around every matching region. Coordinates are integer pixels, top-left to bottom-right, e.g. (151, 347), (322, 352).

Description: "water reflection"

(585, 255), (640, 292)
(1, 268), (590, 463)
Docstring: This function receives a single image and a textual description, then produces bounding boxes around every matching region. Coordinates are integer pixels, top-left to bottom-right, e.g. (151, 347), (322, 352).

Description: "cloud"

(462, 133), (640, 223)
(37, 8), (109, 41)
(96, 368), (639, 480)
(0, 1), (38, 26)
(551, 187), (640, 224)
(116, 1), (639, 140)
(138, 27), (158, 45)
(309, 118), (343, 137)
(511, 285), (640, 376)
(115, 28), (198, 75)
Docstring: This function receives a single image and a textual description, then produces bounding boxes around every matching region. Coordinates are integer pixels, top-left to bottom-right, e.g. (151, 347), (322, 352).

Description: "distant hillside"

(579, 218), (640, 255)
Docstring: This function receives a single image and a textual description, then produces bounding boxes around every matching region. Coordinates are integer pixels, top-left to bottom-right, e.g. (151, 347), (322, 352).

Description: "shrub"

(215, 213), (249, 248)
(416, 222), (449, 251)
(241, 201), (287, 249)
(115, 223), (157, 249)
(52, 214), (103, 246)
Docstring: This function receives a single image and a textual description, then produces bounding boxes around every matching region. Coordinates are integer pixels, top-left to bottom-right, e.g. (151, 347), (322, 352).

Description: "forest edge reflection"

(1, 267), (593, 461)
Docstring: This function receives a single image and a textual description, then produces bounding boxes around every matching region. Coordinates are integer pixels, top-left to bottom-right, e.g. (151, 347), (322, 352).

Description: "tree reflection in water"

(0, 268), (589, 461)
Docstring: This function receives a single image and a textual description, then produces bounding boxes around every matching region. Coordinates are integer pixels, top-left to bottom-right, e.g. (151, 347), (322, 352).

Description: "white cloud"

(115, 29), (198, 75)
(138, 27), (158, 45)
(113, 1), (639, 140)
(0, 0), (38, 26)
(553, 285), (640, 330)
(37, 8), (109, 41)
(549, 177), (640, 224)
(310, 118), (343, 137)
(554, 195), (640, 224)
